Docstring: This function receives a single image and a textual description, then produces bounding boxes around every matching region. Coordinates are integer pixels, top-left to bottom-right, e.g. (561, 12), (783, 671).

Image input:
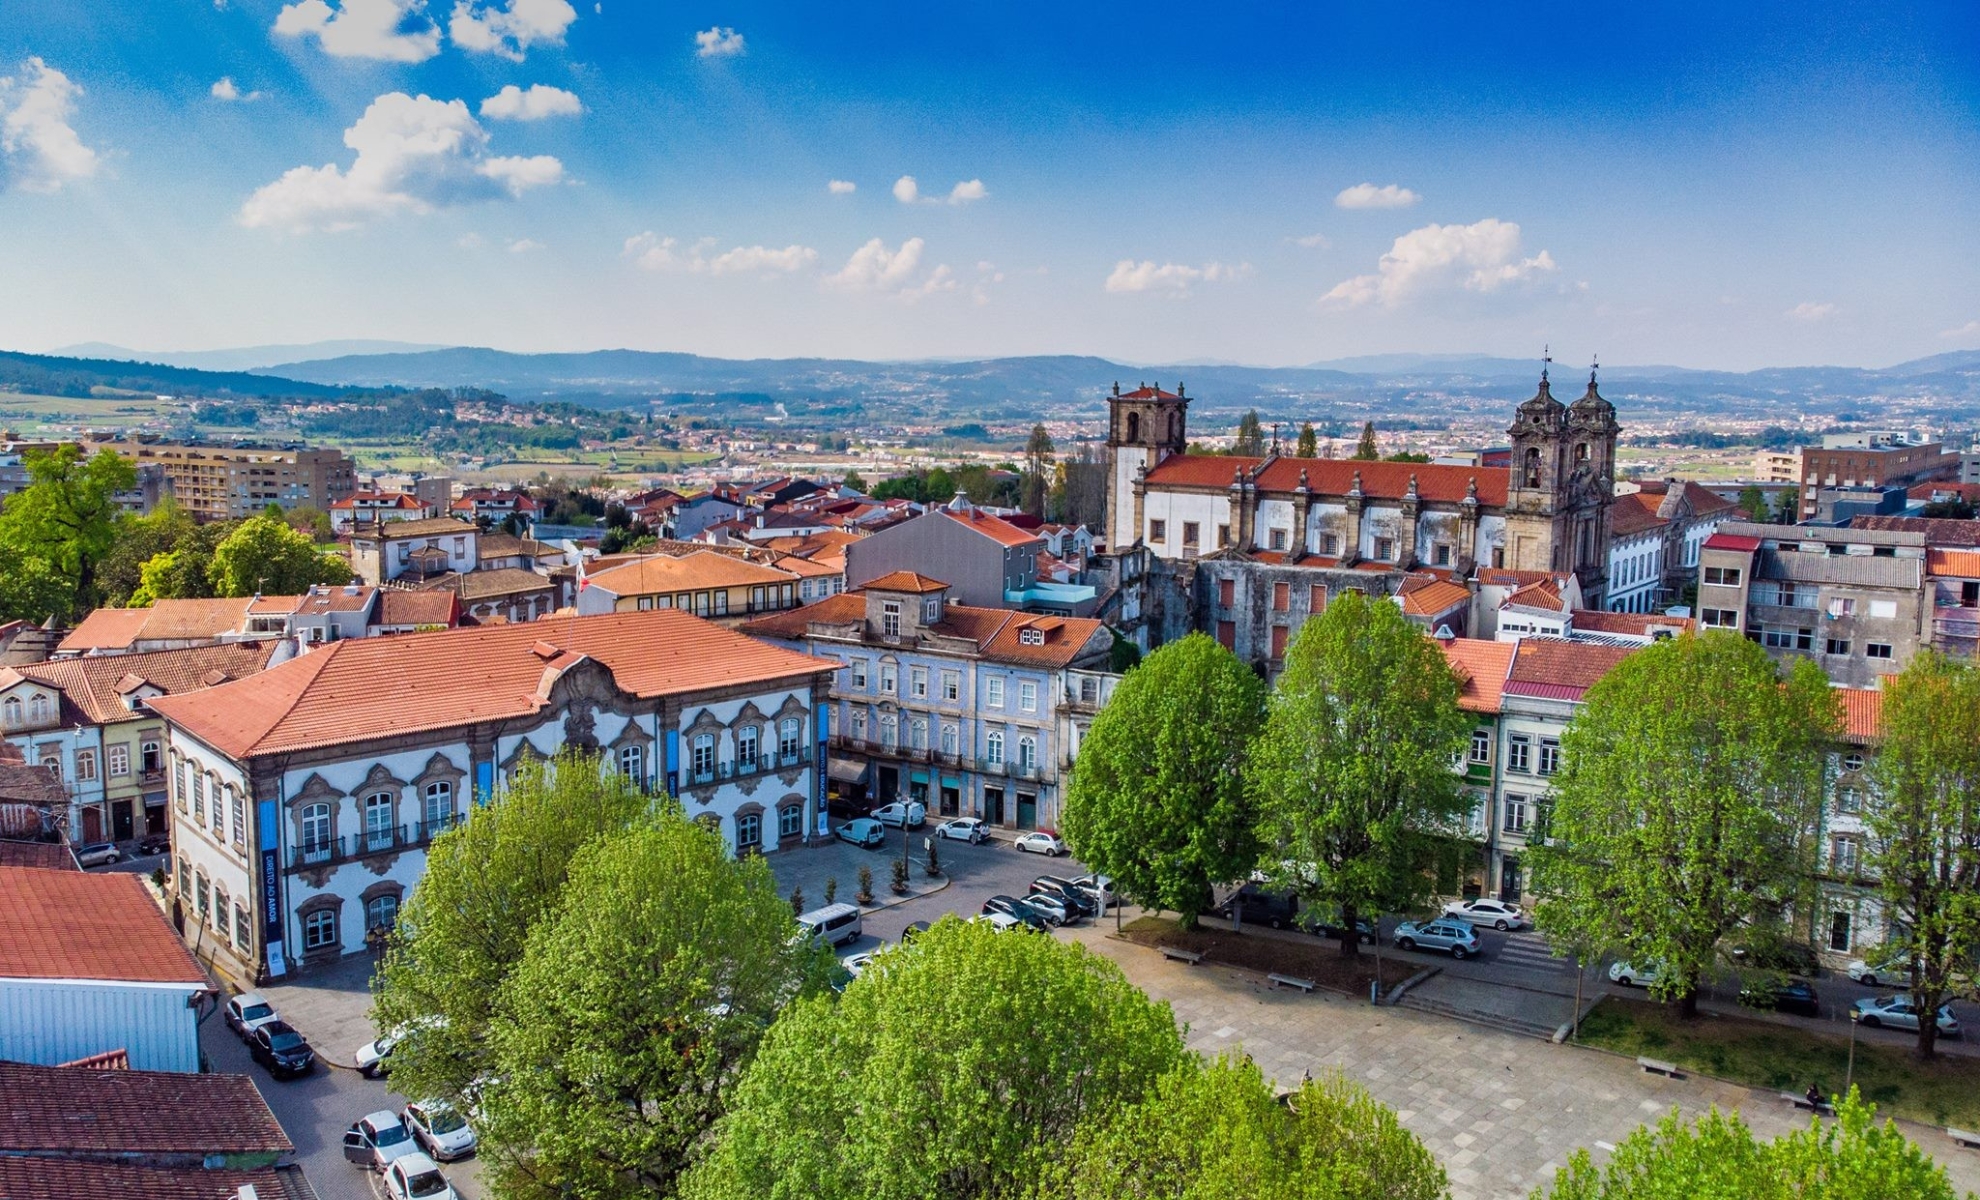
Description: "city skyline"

(1, 1), (1975, 371)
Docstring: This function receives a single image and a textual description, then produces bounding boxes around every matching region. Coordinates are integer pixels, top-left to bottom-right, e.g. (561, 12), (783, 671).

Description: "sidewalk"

(767, 834), (949, 913)
(1061, 922), (1980, 1200)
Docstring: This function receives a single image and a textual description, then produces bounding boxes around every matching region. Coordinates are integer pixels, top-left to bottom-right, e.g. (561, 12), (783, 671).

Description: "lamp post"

(1845, 1010), (1858, 1096)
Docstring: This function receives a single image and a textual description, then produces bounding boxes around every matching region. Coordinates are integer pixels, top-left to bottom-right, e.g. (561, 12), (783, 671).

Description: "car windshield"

(425, 1107), (467, 1134)
(269, 1031), (305, 1050)
(404, 1168), (450, 1197)
(374, 1123), (411, 1146)
(243, 1004), (273, 1021)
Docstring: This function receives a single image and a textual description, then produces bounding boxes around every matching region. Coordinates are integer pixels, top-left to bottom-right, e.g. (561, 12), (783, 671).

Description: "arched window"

(941, 723), (959, 757)
(692, 734), (716, 781)
(1018, 735), (1037, 771)
(878, 714), (898, 749)
(423, 781), (453, 830)
(365, 893), (399, 932)
(1575, 442), (1590, 463)
(363, 792), (395, 851)
(737, 725), (759, 771)
(301, 802), (331, 854)
(1524, 447), (1542, 488)
(2, 697), (20, 728)
(1126, 411), (1141, 442)
(779, 805), (803, 838)
(910, 718), (928, 752)
(27, 694), (49, 723)
(779, 718), (801, 763)
(986, 731), (1005, 766)
(618, 744), (643, 782)
(737, 812), (761, 851)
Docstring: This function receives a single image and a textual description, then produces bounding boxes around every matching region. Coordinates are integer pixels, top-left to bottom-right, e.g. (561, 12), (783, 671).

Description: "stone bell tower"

(1105, 381), (1189, 549)
(1502, 354), (1619, 602)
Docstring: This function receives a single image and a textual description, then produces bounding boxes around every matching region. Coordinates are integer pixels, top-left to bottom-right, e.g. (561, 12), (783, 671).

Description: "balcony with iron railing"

(286, 814), (460, 870)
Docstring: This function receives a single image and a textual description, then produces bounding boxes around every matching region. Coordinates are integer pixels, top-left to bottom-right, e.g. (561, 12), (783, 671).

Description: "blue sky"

(1, 1), (1975, 369)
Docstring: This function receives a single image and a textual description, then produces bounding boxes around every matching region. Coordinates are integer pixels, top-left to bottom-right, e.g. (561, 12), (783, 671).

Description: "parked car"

(1030, 876), (1098, 918)
(1845, 954), (1913, 988)
(1853, 995), (1962, 1037)
(249, 1020), (316, 1078)
(1740, 977), (1822, 1018)
(871, 801), (927, 828)
(901, 919), (934, 942)
(981, 895), (1053, 932)
(404, 1100), (476, 1162)
(796, 902), (864, 948)
(1391, 919), (1481, 959)
(1013, 831), (1067, 857)
(841, 949), (881, 977)
(1071, 874), (1116, 909)
(1607, 960), (1661, 988)
(345, 1111), (422, 1172)
(936, 817), (987, 843)
(826, 794), (875, 820)
(382, 1152), (459, 1200)
(1299, 907), (1379, 945)
(135, 832), (171, 856)
(1019, 891), (1072, 926)
(1217, 883), (1300, 929)
(834, 818), (886, 848)
(226, 992), (281, 1041)
(1442, 898), (1527, 931)
(73, 842), (121, 868)
(355, 1016), (444, 1079)
(972, 912), (1026, 933)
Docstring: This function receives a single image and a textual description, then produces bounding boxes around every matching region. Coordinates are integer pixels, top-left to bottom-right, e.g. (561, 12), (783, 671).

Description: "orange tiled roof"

(863, 570), (950, 593)
(0, 1060), (290, 1155)
(55, 608), (156, 654)
(351, 516), (478, 541)
(1399, 579), (1470, 617)
(1927, 548), (1980, 578)
(1477, 568), (1574, 589)
(1569, 609), (1695, 637)
(1836, 686), (1883, 744)
(1504, 580), (1566, 612)
(741, 591), (1108, 670)
(0, 1157), (308, 1200)
(1607, 491), (1667, 537)
(0, 840), (76, 870)
(376, 589), (459, 627)
(150, 610), (834, 759)
(939, 507), (1042, 549)
(585, 551), (797, 595)
(1144, 452), (1510, 506)
(0, 867), (207, 984)
(1436, 637), (1514, 713)
(9, 642), (277, 726)
(1506, 637), (1638, 697)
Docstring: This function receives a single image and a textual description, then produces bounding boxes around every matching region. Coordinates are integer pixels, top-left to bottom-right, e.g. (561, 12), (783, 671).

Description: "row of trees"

(1063, 592), (1474, 952)
(377, 750), (1966, 1198)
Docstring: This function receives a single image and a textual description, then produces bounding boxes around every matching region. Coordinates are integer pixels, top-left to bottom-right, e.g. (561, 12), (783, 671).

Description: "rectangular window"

(192, 772), (205, 823)
(692, 736), (716, 781)
(1829, 910), (1852, 953)
(1826, 638), (1851, 656)
(1702, 566), (1743, 587)
(195, 873), (210, 923)
(1019, 681), (1038, 713)
(910, 667), (928, 699)
(695, 591), (712, 616)
(882, 601), (901, 639)
(108, 745), (129, 777)
(1538, 739), (1560, 776)
(1268, 528), (1287, 551)
(1469, 728), (1492, 765)
(1270, 625), (1289, 660)
(941, 671), (960, 702)
(1832, 836), (1860, 875)
(231, 789), (246, 851)
(1321, 533), (1340, 557)
(1182, 522), (1200, 550)
(1433, 543), (1452, 567)
(1374, 537), (1394, 561)
(1828, 597), (1856, 617)
(236, 903), (252, 951)
(780, 804), (803, 838)
(880, 663), (898, 694)
(1148, 519), (1166, 543)
(303, 909), (337, 950)
(1700, 608), (1740, 629)
(1216, 524), (1231, 548)
(1216, 621), (1236, 651)
(1838, 786), (1862, 814)
(738, 725), (759, 770)
(1272, 582), (1289, 612)
(1219, 578), (1235, 608)
(1866, 643), (1894, 659)
(1310, 584), (1327, 612)
(1507, 735), (1531, 774)
(1869, 599), (1898, 619)
(986, 676), (1005, 708)
(923, 597), (941, 623)
(1503, 794), (1529, 833)
(142, 741), (161, 776)
(851, 660), (868, 689)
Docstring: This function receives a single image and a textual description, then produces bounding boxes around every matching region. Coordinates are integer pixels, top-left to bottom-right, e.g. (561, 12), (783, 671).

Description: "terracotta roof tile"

(1144, 453), (1510, 506)
(938, 508), (1042, 549)
(1849, 516), (1980, 546)
(742, 591), (1108, 669)
(421, 568), (558, 602)
(1836, 687), (1883, 744)
(1476, 568), (1572, 588)
(1504, 637), (1637, 699)
(0, 867), (206, 983)
(1398, 579), (1471, 618)
(863, 571), (949, 594)
(150, 610), (834, 759)
(1436, 637), (1514, 713)
(1606, 491), (1668, 537)
(1504, 580), (1566, 612)
(375, 589), (460, 627)
(351, 517), (478, 541)
(585, 552), (796, 596)
(0, 1060), (290, 1155)
(1704, 532), (1762, 552)
(0, 841), (75, 871)
(55, 608), (154, 654)
(0, 1158), (308, 1200)
(1927, 549), (1980, 578)
(11, 643), (278, 727)
(1568, 609), (1696, 637)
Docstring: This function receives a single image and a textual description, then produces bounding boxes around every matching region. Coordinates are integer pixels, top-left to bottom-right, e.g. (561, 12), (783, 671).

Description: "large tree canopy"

(1866, 651), (1980, 1060)
(209, 513), (352, 596)
(0, 445), (136, 620)
(1249, 590), (1472, 955)
(683, 917), (1187, 1200)
(1061, 632), (1265, 927)
(1530, 632), (1837, 1016)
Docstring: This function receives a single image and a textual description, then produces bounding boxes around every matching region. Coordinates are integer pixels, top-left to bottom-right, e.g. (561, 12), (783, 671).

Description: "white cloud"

(1321, 218), (1555, 307)
(947, 178), (986, 204)
(1335, 182), (1420, 210)
(239, 92), (562, 233)
(1786, 301), (1838, 322)
(0, 57), (99, 193)
(694, 26), (745, 57)
(1292, 232), (1331, 249)
(479, 83), (581, 120)
(1103, 259), (1252, 297)
(507, 237), (544, 252)
(210, 77), (263, 102)
(1940, 319), (1980, 342)
(827, 179), (855, 195)
(273, 0), (441, 62)
(450, 0), (576, 60)
(971, 260), (1006, 305)
(893, 174), (988, 206)
(622, 232), (817, 276)
(827, 236), (935, 293)
(892, 174), (920, 204)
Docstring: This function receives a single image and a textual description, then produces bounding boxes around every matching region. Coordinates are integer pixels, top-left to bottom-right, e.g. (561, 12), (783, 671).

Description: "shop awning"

(827, 757), (868, 784)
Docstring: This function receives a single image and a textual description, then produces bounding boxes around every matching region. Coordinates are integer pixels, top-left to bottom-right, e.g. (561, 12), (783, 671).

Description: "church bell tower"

(1105, 381), (1189, 549)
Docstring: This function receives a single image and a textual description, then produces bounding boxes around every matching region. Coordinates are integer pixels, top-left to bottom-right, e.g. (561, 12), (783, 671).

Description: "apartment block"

(1795, 433), (1958, 522)
(89, 439), (357, 521)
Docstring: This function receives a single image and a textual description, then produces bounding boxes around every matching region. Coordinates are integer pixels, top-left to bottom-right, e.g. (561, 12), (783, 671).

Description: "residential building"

(1796, 433), (1959, 522)
(419, 567), (566, 624)
(372, 588), (463, 634)
(0, 642), (277, 842)
(0, 741), (67, 844)
(1697, 522), (1930, 687)
(59, 597), (280, 656)
(1603, 479), (1738, 613)
(674, 492), (751, 540)
(575, 550), (804, 623)
(1814, 687), (1884, 966)
(1752, 450), (1802, 485)
(149, 611), (835, 982)
(846, 497), (1099, 616)
(1395, 574), (1473, 637)
(449, 487), (541, 526)
(1471, 569), (1583, 642)
(86, 439), (356, 521)
(0, 866), (209, 1071)
(1434, 635), (1515, 894)
(742, 572), (1119, 831)
(328, 490), (430, 533)
(349, 516), (480, 584)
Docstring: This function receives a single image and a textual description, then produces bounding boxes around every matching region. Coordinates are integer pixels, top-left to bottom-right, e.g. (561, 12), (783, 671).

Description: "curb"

(855, 872), (952, 914)
(1385, 965), (1440, 1005)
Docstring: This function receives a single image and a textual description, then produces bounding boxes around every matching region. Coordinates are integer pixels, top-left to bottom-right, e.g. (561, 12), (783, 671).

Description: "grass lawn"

(1118, 914), (1414, 996)
(1577, 995), (1980, 1128)
(0, 392), (183, 431)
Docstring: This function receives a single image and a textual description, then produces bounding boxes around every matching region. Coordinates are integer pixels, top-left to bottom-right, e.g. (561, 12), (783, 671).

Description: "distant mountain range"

(6, 344), (1979, 428)
(51, 339), (450, 373)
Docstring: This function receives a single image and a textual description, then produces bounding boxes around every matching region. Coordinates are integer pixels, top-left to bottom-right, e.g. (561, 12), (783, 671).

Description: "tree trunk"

(1915, 991), (1941, 1061)
(1339, 903), (1362, 959)
(1678, 984), (1700, 1020)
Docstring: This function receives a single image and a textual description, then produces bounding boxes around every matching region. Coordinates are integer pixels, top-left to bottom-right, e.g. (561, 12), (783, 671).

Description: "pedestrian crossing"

(1492, 930), (1578, 976)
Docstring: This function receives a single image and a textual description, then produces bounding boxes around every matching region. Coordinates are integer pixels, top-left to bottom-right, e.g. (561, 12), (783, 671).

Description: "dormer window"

(923, 597), (941, 623)
(882, 601), (902, 640)
(1019, 628), (1045, 646)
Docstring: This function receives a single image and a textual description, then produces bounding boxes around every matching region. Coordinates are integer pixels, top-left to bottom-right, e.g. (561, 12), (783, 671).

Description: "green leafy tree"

(1771, 489), (1800, 523)
(683, 917), (1186, 1200)
(96, 497), (196, 607)
(209, 514), (353, 596)
(128, 521), (232, 606)
(1052, 1057), (1448, 1200)
(1865, 651), (1980, 1059)
(1061, 633), (1264, 928)
(1022, 423), (1056, 518)
(1534, 1090), (1962, 1199)
(842, 470), (868, 493)
(0, 555), (71, 627)
(371, 751), (653, 1110)
(481, 809), (829, 1200)
(1249, 590), (1472, 956)
(1529, 633), (1836, 1017)
(1232, 410), (1267, 457)
(1296, 422), (1319, 459)
(1352, 421), (1380, 461)
(1736, 484), (1770, 522)
(0, 445), (136, 620)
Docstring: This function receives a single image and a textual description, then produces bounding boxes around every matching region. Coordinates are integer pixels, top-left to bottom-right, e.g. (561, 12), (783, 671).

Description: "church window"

(1126, 412), (1141, 442)
(1524, 448), (1542, 487)
(1576, 442), (1590, 463)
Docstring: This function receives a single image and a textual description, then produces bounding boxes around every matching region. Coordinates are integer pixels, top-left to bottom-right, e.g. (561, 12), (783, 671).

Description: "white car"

(1014, 831), (1067, 857)
(404, 1100), (476, 1162)
(1607, 960), (1661, 988)
(344, 1111), (421, 1172)
(871, 801), (927, 828)
(356, 1016), (444, 1079)
(1853, 995), (1962, 1037)
(1442, 898), (1527, 931)
(971, 912), (1025, 933)
(382, 1151), (459, 1200)
(1072, 874), (1116, 908)
(936, 817), (986, 843)
(1845, 954), (1915, 988)
(225, 993), (281, 1041)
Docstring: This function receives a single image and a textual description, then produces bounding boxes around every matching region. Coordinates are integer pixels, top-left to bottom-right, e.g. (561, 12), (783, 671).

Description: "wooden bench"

(1781, 1093), (1833, 1115)
(1950, 1128), (1980, 1150)
(1267, 973), (1317, 993)
(1637, 1057), (1683, 1079)
(1160, 946), (1206, 966)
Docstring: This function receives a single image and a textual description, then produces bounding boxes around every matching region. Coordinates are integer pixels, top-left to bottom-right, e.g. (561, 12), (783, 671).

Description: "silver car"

(1392, 919), (1481, 960)
(1853, 995), (1962, 1037)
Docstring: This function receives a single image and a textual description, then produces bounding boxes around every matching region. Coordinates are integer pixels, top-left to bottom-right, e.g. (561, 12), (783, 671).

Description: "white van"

(797, 902), (863, 948)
